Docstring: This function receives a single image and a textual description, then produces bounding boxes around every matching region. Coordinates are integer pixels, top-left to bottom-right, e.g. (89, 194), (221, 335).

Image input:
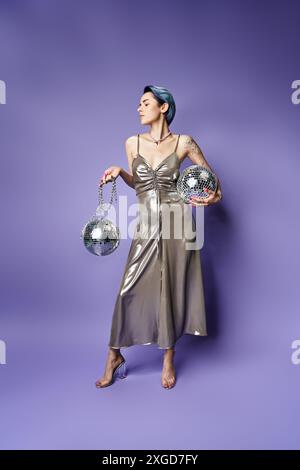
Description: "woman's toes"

(95, 378), (107, 387)
(168, 378), (175, 388)
(162, 376), (175, 388)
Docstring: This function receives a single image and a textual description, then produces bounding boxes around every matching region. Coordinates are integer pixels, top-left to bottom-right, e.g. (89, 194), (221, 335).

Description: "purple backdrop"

(0, 0), (299, 450)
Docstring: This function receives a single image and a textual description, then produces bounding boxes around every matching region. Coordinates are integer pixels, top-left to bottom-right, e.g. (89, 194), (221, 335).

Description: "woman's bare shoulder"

(124, 135), (138, 159)
(179, 134), (191, 145)
(177, 134), (191, 161)
(125, 134), (138, 144)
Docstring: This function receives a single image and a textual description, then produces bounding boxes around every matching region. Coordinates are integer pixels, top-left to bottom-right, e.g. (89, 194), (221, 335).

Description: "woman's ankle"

(163, 348), (175, 359)
(109, 347), (122, 358)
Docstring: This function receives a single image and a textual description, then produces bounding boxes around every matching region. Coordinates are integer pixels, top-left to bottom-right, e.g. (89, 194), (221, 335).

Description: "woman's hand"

(99, 166), (122, 186)
(189, 187), (221, 207)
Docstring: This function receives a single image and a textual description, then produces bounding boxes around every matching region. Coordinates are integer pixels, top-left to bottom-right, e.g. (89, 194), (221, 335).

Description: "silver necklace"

(149, 131), (172, 146)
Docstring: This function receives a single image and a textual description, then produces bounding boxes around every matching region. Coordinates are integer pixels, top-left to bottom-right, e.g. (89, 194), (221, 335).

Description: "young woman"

(96, 85), (222, 389)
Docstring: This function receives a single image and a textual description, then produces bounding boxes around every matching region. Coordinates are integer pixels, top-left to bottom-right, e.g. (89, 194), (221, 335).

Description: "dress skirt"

(108, 152), (207, 350)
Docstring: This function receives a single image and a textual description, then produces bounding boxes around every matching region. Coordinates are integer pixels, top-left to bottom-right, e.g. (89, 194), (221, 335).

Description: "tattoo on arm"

(185, 136), (211, 170)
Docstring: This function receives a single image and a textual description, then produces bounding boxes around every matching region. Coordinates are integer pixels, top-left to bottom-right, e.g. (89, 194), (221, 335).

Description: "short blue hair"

(143, 85), (176, 125)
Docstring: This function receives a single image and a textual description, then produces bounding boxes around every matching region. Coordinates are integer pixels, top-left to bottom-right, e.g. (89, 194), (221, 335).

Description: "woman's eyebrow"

(138, 99), (150, 105)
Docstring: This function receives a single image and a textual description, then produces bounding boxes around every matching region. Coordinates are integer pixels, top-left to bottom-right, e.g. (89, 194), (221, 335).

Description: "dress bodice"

(132, 151), (182, 197)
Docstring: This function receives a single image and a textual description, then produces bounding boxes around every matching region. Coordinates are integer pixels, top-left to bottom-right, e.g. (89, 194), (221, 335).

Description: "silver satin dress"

(109, 134), (207, 350)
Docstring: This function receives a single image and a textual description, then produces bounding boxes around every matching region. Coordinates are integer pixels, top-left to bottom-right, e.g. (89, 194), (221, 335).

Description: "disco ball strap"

(98, 176), (118, 212)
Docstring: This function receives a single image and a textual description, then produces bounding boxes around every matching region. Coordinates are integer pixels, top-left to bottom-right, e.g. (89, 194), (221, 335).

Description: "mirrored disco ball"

(80, 217), (120, 256)
(176, 165), (218, 204)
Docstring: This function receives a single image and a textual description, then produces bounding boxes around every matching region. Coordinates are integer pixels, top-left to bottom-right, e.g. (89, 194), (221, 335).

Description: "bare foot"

(161, 349), (176, 389)
(95, 349), (125, 388)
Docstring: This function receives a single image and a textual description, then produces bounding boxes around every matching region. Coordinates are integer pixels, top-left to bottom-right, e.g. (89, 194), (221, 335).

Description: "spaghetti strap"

(174, 134), (180, 153)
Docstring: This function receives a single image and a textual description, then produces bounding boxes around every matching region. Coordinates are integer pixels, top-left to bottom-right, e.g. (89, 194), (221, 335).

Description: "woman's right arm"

(100, 136), (135, 189)
(119, 136), (135, 189)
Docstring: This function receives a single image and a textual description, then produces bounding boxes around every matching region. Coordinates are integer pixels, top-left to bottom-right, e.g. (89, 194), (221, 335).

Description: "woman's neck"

(148, 121), (171, 142)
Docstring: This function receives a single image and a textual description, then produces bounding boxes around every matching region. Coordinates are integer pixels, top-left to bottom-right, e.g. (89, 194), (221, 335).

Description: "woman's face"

(137, 92), (168, 125)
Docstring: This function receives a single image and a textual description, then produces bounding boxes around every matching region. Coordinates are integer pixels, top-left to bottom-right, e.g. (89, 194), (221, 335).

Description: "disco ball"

(176, 165), (218, 204)
(80, 176), (120, 256)
(80, 215), (120, 256)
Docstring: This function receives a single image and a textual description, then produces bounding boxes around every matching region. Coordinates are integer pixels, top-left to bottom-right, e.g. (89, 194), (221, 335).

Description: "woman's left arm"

(183, 135), (222, 206)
